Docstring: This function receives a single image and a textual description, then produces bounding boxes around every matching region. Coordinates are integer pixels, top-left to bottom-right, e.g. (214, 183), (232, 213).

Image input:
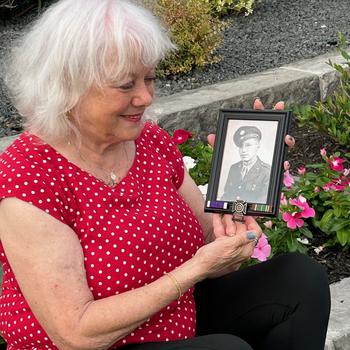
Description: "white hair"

(6, 0), (175, 142)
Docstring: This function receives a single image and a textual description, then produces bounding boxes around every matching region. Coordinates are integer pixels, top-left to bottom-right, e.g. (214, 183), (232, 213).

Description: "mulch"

(308, 229), (350, 284)
(287, 118), (350, 285)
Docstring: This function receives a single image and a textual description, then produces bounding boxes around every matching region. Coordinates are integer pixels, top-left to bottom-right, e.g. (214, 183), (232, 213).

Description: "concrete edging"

(326, 278), (350, 350)
(149, 50), (348, 138)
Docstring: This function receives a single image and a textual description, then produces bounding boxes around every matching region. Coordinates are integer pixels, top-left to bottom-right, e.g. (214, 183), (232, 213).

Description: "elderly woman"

(0, 0), (330, 349)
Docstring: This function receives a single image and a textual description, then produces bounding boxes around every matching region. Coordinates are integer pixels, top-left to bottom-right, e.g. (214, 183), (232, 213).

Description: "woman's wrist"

(169, 257), (207, 294)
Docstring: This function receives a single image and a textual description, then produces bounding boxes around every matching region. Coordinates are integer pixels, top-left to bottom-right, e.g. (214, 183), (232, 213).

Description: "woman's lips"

(121, 114), (143, 122)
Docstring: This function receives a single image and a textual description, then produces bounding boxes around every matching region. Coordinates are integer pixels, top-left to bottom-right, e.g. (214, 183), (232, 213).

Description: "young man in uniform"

(221, 126), (271, 203)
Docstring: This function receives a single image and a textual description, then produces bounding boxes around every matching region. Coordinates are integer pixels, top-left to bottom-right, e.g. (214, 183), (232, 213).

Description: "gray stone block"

(149, 50), (349, 140)
(0, 134), (17, 153)
(325, 278), (350, 349)
(150, 67), (320, 139)
(281, 50), (349, 102)
(319, 70), (341, 102)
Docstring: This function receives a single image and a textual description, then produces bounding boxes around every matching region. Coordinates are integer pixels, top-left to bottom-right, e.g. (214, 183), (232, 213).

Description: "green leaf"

(299, 227), (313, 238)
(286, 236), (298, 252)
(296, 243), (309, 254)
(319, 210), (334, 232)
(337, 228), (350, 246)
(334, 207), (342, 217)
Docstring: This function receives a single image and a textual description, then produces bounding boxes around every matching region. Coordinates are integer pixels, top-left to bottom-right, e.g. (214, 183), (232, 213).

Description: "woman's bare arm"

(177, 170), (215, 243)
(0, 198), (204, 350)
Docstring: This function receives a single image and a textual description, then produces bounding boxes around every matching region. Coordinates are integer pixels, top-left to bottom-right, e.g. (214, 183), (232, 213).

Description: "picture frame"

(204, 109), (292, 217)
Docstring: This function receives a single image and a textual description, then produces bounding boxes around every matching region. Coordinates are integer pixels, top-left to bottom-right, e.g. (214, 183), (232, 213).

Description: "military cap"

(233, 126), (262, 147)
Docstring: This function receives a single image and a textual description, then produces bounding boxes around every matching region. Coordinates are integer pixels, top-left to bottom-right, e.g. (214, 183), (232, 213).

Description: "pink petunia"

(282, 212), (305, 229)
(328, 156), (344, 172)
(320, 148), (327, 157)
(297, 166), (306, 175)
(332, 184), (347, 191)
(263, 220), (273, 229)
(251, 233), (271, 262)
(289, 195), (315, 219)
(171, 129), (193, 145)
(323, 177), (349, 192)
(283, 170), (294, 188)
(323, 182), (333, 192)
(344, 168), (350, 177)
(280, 192), (288, 206)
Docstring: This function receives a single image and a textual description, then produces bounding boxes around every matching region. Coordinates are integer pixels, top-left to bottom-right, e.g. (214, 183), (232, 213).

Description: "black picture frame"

(204, 109), (292, 217)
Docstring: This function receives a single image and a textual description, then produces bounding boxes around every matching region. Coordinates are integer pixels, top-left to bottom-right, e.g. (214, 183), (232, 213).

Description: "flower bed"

(170, 128), (350, 278)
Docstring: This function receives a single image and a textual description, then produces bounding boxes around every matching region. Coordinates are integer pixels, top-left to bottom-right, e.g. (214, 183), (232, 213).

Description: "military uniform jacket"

(221, 157), (271, 203)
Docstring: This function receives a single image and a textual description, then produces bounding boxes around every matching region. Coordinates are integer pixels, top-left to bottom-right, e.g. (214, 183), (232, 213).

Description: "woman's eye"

(117, 81), (134, 90)
(145, 76), (156, 84)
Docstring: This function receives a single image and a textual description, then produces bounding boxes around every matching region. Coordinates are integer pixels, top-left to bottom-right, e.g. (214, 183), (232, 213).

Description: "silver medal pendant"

(110, 172), (117, 185)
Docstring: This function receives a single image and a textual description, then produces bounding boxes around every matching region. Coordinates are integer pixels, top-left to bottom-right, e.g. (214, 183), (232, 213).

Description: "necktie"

(241, 166), (248, 179)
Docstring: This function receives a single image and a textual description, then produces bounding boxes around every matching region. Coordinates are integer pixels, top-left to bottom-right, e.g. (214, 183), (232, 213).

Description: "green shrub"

(149, 0), (228, 76)
(284, 150), (350, 247)
(259, 149), (350, 255)
(204, 0), (257, 16)
(178, 137), (213, 186)
(295, 33), (350, 146)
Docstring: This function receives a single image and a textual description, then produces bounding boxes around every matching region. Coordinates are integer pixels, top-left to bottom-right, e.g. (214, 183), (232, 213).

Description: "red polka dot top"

(0, 122), (204, 349)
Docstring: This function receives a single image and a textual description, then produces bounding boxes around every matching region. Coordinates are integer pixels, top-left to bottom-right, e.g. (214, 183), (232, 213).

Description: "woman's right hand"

(192, 224), (259, 279)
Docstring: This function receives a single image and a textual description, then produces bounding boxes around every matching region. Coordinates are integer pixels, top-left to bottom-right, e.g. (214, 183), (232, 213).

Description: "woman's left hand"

(206, 215), (262, 278)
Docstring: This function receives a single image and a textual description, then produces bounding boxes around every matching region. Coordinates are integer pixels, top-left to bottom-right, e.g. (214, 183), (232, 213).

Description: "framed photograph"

(204, 109), (292, 217)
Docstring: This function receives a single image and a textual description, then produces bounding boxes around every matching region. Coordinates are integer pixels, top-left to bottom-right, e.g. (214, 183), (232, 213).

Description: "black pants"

(123, 253), (330, 350)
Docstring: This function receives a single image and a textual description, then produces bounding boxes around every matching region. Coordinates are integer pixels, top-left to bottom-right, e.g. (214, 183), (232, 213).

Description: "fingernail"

(288, 136), (294, 141)
(254, 97), (261, 101)
(247, 232), (256, 240)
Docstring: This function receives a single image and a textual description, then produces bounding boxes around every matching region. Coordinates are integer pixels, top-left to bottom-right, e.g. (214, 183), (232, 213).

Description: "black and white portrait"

(205, 109), (291, 216)
(217, 120), (278, 203)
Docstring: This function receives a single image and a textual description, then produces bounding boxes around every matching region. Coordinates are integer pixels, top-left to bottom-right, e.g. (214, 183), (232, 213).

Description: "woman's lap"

(122, 333), (252, 350)
(194, 252), (330, 349)
(122, 253), (330, 350)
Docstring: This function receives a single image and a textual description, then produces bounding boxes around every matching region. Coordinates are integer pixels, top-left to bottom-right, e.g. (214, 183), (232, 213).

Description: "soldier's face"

(239, 138), (260, 162)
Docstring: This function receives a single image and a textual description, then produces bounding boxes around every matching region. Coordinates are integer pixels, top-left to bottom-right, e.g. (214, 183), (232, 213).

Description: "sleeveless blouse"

(0, 122), (204, 349)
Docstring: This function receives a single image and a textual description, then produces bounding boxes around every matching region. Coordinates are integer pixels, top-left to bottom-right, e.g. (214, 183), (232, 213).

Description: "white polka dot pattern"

(0, 123), (204, 349)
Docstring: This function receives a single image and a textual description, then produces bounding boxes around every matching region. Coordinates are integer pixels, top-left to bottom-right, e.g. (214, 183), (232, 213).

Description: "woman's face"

(72, 66), (155, 145)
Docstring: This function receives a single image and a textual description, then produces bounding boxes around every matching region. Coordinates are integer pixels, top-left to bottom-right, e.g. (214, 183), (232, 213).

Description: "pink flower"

(320, 148), (327, 157)
(297, 166), (306, 175)
(280, 192), (288, 206)
(344, 168), (350, 177)
(323, 176), (349, 192)
(172, 129), (192, 145)
(263, 220), (273, 229)
(323, 182), (333, 192)
(289, 195), (316, 219)
(282, 212), (305, 229)
(251, 233), (271, 262)
(314, 186), (320, 193)
(283, 170), (294, 188)
(323, 182), (340, 191)
(282, 195), (315, 229)
(333, 184), (347, 191)
(328, 156), (344, 172)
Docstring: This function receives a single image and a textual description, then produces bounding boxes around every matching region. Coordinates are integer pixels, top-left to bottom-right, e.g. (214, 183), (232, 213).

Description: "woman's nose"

(132, 84), (154, 107)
